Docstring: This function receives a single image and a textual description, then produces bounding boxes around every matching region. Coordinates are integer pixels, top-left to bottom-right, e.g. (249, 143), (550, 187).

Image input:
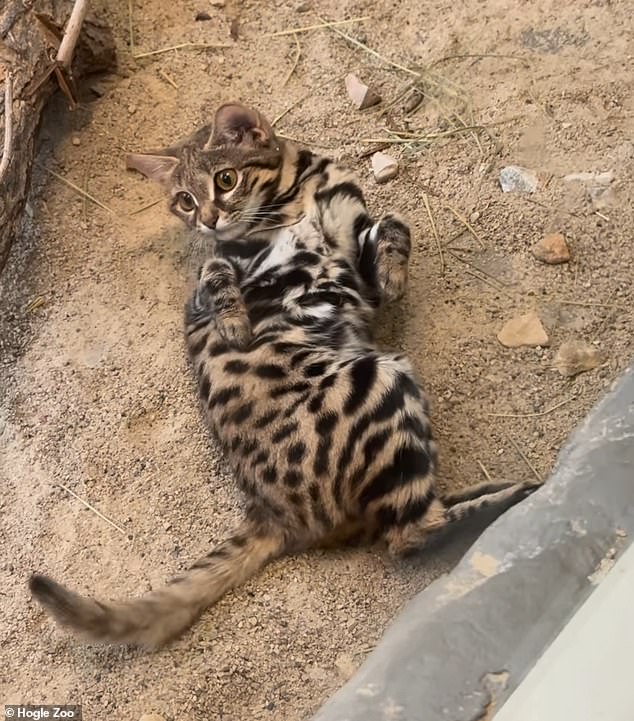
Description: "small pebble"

(532, 232), (571, 264)
(195, 11), (211, 20)
(497, 312), (549, 348)
(499, 165), (538, 193)
(71, 135), (81, 146)
(127, 104), (137, 115)
(345, 73), (381, 110)
(553, 340), (604, 377)
(403, 87), (424, 113)
(295, 0), (311, 10)
(371, 152), (399, 183)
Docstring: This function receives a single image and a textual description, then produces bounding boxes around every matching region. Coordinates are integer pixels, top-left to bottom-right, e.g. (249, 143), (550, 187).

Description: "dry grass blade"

(477, 460), (493, 482)
(265, 16), (370, 38)
(316, 14), (419, 76)
(0, 72), (14, 183)
(57, 482), (127, 535)
(487, 397), (574, 418)
(431, 53), (527, 67)
(447, 249), (510, 287)
(461, 268), (514, 300)
(276, 132), (338, 149)
(25, 297), (45, 313)
(158, 69), (178, 88)
(134, 42), (233, 59)
(444, 203), (485, 249)
(282, 33), (301, 86)
(128, 0), (134, 53)
(130, 197), (163, 215)
(40, 166), (113, 213)
(272, 72), (347, 126)
(422, 192), (444, 275)
(556, 299), (627, 310)
(505, 434), (542, 482)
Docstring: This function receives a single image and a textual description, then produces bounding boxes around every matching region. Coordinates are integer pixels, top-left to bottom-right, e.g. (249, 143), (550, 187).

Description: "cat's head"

(127, 103), (284, 240)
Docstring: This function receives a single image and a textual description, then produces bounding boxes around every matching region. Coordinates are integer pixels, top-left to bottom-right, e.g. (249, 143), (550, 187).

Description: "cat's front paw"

(216, 314), (252, 349)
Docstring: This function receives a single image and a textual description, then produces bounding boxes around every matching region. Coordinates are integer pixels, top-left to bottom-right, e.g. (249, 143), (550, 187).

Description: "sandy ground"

(1, 0), (633, 719)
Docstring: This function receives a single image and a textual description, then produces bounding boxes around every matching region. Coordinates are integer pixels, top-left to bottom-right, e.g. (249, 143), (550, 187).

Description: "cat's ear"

(212, 103), (274, 147)
(126, 124), (212, 184)
(126, 152), (179, 185)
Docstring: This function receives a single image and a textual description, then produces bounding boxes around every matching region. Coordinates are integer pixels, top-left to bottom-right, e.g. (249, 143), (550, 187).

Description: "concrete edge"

(312, 362), (634, 721)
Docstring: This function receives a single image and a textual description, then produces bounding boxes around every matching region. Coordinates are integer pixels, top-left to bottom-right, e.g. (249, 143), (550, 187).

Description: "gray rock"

(499, 165), (538, 193)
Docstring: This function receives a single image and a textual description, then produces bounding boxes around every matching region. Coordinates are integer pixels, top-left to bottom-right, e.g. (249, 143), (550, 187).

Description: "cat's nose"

(200, 204), (218, 229)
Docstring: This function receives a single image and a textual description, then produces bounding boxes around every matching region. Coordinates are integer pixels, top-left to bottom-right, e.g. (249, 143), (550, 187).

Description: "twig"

(422, 192), (444, 275)
(358, 142), (391, 158)
(130, 197), (163, 215)
(505, 434), (542, 482)
(57, 482), (127, 535)
(595, 211), (610, 221)
(282, 33), (301, 86)
(56, 0), (89, 69)
(487, 397), (574, 418)
(40, 166), (113, 213)
(0, 72), (14, 183)
(128, 0), (135, 53)
(316, 14), (419, 76)
(477, 460), (493, 482)
(133, 42), (233, 59)
(444, 203), (485, 249)
(265, 16), (370, 37)
(158, 69), (178, 88)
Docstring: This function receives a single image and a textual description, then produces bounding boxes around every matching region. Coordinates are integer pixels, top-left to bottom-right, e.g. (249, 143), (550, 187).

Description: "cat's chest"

(250, 217), (329, 276)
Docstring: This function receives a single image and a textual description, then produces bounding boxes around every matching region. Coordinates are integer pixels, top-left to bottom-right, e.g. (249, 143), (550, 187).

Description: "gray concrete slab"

(312, 363), (634, 721)
(494, 540), (634, 721)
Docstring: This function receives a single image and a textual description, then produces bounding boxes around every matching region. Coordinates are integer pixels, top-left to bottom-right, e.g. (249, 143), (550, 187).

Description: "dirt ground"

(1, 0), (633, 719)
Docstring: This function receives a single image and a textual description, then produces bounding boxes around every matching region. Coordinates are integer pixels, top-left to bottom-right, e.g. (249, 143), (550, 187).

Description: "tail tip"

(29, 573), (55, 599)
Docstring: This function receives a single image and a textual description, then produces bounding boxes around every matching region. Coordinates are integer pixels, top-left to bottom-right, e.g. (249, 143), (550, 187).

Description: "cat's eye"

(214, 168), (238, 192)
(177, 191), (196, 212)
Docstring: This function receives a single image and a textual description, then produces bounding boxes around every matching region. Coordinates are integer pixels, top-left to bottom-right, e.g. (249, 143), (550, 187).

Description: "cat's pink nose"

(200, 210), (218, 229)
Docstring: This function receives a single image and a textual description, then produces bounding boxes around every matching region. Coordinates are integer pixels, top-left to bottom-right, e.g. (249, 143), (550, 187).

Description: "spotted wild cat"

(29, 103), (541, 648)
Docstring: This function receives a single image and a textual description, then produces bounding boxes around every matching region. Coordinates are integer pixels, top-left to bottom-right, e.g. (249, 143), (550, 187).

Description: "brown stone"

(532, 232), (571, 264)
(497, 312), (549, 348)
(371, 152), (399, 183)
(553, 340), (604, 377)
(345, 73), (381, 110)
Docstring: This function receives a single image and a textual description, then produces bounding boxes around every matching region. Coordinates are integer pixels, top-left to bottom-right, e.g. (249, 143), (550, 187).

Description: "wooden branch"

(0, 1), (116, 273)
(56, 0), (89, 69)
(0, 73), (13, 183)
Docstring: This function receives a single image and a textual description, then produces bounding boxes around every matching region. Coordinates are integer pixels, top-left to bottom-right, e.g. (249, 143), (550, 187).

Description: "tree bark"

(0, 1), (116, 273)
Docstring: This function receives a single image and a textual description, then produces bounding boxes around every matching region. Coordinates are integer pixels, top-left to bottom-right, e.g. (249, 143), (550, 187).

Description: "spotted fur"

(29, 103), (540, 648)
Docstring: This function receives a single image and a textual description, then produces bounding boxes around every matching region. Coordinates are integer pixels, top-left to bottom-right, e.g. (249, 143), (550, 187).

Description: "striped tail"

(29, 524), (285, 648)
